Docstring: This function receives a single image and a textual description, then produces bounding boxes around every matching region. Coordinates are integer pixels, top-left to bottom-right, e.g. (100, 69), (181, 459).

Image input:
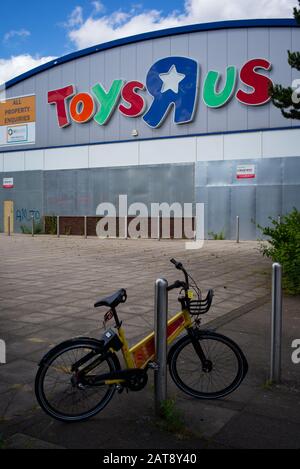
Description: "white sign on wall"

(3, 178), (14, 188)
(236, 164), (256, 179)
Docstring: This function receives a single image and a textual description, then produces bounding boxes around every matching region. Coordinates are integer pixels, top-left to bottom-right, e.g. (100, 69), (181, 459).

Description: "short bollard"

(154, 278), (168, 415)
(31, 215), (35, 237)
(236, 216), (240, 243)
(124, 216), (128, 240)
(57, 216), (60, 238)
(157, 216), (161, 241)
(7, 216), (11, 237)
(84, 216), (87, 239)
(270, 262), (283, 383)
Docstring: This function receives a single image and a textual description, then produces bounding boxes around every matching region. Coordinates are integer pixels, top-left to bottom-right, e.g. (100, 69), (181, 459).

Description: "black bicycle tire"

(35, 338), (120, 422)
(169, 331), (246, 399)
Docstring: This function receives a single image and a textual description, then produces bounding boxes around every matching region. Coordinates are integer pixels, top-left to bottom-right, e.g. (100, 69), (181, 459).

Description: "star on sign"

(159, 65), (186, 94)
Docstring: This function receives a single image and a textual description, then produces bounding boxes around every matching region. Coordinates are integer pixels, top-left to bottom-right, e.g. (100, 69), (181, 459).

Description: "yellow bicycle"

(35, 259), (248, 422)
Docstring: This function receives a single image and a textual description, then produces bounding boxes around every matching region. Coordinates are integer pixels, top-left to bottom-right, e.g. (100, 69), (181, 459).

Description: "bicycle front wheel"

(35, 338), (120, 422)
(169, 331), (247, 399)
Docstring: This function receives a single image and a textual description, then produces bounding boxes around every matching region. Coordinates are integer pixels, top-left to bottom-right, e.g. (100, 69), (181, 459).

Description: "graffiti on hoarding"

(48, 56), (273, 129)
(16, 208), (41, 223)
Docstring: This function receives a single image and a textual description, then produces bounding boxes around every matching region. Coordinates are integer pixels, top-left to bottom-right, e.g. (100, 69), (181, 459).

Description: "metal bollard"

(270, 262), (283, 383)
(7, 216), (11, 237)
(154, 278), (168, 415)
(124, 216), (128, 240)
(31, 215), (35, 237)
(157, 216), (161, 241)
(236, 216), (240, 243)
(57, 216), (60, 238)
(84, 216), (87, 239)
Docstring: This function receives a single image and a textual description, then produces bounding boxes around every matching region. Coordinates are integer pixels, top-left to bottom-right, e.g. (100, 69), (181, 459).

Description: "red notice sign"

(236, 165), (256, 179)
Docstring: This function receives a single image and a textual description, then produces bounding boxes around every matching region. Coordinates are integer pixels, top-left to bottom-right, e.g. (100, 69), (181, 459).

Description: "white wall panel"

(3, 151), (25, 171)
(197, 135), (223, 161)
(25, 150), (44, 170)
(139, 137), (196, 165)
(224, 132), (262, 160)
(262, 129), (300, 158)
(44, 146), (89, 170)
(89, 142), (139, 168)
(1, 129), (300, 173)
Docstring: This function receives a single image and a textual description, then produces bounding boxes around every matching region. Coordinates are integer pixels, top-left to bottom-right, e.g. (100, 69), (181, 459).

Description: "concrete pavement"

(0, 234), (299, 448)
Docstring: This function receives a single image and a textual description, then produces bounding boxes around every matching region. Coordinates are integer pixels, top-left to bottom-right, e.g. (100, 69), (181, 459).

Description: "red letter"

(48, 85), (75, 127)
(236, 59), (273, 106)
(119, 81), (145, 117)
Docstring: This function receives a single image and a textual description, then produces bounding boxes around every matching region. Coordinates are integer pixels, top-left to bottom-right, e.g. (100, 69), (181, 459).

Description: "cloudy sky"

(0, 0), (296, 84)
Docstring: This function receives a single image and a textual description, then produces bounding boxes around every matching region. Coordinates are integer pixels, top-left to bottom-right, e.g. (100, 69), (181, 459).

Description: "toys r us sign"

(48, 56), (273, 130)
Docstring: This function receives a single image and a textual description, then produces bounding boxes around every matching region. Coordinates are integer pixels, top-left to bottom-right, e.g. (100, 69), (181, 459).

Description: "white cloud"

(66, 6), (84, 27)
(0, 54), (56, 85)
(67, 0), (295, 50)
(3, 29), (31, 43)
(92, 1), (105, 14)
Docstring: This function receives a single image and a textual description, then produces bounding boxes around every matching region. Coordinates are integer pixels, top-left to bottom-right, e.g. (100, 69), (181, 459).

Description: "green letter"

(203, 66), (237, 108)
(92, 80), (124, 125)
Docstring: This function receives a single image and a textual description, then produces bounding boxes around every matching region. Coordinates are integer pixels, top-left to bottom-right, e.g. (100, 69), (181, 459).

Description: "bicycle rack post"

(7, 216), (11, 237)
(270, 262), (283, 383)
(84, 216), (88, 239)
(31, 215), (35, 237)
(154, 278), (168, 415)
(236, 216), (240, 243)
(57, 216), (60, 238)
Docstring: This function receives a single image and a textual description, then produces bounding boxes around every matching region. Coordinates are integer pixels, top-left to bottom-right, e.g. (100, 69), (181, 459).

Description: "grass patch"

(262, 380), (275, 391)
(156, 399), (186, 435)
(0, 434), (5, 449)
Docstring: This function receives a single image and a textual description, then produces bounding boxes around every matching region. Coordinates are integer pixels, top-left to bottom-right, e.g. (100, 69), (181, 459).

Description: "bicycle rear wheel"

(169, 331), (247, 399)
(35, 338), (120, 422)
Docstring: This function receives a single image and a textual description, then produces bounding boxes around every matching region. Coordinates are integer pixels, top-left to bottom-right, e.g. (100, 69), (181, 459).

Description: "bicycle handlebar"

(170, 259), (189, 289)
(167, 280), (187, 292)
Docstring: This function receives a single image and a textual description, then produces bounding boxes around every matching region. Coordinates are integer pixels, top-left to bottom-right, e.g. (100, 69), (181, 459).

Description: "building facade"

(0, 19), (299, 239)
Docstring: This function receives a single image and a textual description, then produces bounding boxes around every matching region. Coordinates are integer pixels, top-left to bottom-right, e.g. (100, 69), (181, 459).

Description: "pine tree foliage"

(269, 2), (300, 119)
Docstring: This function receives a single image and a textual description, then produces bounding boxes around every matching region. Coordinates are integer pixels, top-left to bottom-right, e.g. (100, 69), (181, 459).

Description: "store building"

(0, 18), (299, 239)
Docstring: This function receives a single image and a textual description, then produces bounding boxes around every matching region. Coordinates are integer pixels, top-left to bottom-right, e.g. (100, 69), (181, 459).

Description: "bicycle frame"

(103, 308), (192, 385)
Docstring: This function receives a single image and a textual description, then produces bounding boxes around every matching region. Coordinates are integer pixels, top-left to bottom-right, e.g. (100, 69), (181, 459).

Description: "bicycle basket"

(189, 289), (214, 315)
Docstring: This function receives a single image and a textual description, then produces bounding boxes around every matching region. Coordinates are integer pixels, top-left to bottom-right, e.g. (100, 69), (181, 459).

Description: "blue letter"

(143, 57), (199, 128)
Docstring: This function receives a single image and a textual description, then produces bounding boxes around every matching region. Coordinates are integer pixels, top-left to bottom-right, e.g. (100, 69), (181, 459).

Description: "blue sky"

(0, 1), (185, 60)
(0, 0), (295, 84)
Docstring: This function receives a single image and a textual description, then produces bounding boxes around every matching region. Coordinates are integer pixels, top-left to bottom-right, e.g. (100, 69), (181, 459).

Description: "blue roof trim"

(3, 18), (297, 90)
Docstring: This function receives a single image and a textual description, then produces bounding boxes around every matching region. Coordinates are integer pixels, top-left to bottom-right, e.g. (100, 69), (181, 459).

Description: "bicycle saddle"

(94, 289), (127, 308)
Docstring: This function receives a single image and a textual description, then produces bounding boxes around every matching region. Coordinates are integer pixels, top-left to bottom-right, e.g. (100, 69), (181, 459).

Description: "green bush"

(20, 222), (43, 235)
(208, 230), (225, 240)
(258, 208), (300, 295)
(45, 215), (57, 235)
